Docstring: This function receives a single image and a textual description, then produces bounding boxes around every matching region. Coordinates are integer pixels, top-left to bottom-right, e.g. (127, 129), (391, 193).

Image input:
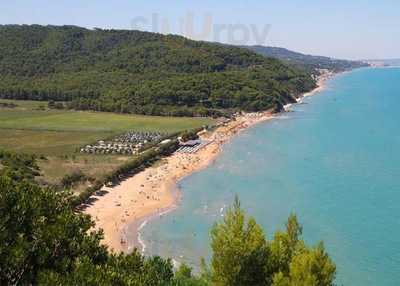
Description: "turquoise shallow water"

(142, 67), (400, 285)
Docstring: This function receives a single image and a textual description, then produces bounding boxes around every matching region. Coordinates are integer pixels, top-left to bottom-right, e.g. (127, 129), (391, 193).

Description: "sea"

(140, 67), (400, 286)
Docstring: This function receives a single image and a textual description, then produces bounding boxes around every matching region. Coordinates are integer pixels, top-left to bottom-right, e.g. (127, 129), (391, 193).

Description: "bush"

(61, 170), (87, 188)
(180, 127), (204, 142)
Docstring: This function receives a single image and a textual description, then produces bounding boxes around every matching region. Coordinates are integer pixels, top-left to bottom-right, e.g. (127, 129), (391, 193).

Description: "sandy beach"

(83, 73), (330, 253)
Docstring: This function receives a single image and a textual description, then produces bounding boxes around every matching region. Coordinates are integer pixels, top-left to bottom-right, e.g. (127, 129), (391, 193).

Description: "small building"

(180, 139), (201, 147)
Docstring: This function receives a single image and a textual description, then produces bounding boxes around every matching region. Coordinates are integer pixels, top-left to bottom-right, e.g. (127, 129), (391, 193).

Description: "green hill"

(0, 25), (316, 116)
(244, 45), (369, 74)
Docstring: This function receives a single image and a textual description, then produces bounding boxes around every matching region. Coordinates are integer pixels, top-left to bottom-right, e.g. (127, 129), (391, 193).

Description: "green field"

(0, 99), (214, 155)
(0, 99), (214, 188)
(0, 129), (113, 155)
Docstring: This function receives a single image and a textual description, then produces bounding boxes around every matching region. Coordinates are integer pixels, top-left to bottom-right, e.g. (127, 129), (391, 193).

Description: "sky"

(1, 0), (399, 60)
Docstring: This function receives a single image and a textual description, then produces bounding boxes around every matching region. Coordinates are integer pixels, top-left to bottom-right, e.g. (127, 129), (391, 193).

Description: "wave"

(137, 205), (179, 255)
(137, 220), (148, 254)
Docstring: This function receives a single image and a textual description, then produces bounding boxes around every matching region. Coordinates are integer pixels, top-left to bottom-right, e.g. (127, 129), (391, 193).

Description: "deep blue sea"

(142, 67), (400, 286)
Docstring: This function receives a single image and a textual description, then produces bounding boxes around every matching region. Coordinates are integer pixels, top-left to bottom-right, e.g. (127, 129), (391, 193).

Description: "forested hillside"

(0, 25), (315, 116)
(244, 45), (369, 74)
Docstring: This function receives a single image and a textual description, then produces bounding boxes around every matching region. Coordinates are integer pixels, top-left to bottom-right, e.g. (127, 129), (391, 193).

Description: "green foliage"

(271, 243), (336, 286)
(208, 198), (336, 286)
(172, 264), (209, 286)
(0, 150), (40, 180)
(210, 196), (270, 286)
(268, 214), (305, 278)
(61, 169), (87, 188)
(37, 252), (174, 286)
(175, 264), (193, 280)
(180, 128), (202, 142)
(0, 158), (175, 285)
(0, 175), (108, 285)
(0, 25), (316, 116)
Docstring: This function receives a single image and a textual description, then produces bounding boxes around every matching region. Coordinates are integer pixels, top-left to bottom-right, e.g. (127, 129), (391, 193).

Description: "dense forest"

(0, 25), (316, 116)
(0, 150), (336, 285)
(244, 45), (369, 74)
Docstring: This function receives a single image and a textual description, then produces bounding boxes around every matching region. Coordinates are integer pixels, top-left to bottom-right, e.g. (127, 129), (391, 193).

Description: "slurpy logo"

(131, 12), (271, 46)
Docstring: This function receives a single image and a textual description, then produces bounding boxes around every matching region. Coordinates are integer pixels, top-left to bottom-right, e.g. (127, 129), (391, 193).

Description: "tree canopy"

(0, 25), (316, 116)
(208, 196), (336, 286)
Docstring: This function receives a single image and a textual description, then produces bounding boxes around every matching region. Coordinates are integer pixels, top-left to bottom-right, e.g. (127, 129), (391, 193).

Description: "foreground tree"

(210, 196), (269, 286)
(208, 197), (336, 286)
(272, 243), (336, 286)
(0, 166), (174, 286)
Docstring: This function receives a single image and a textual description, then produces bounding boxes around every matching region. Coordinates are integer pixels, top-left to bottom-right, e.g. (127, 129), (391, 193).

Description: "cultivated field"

(0, 99), (214, 187)
(0, 99), (214, 155)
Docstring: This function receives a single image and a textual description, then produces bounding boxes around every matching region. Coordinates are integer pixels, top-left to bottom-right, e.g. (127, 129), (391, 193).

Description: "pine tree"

(210, 196), (269, 286)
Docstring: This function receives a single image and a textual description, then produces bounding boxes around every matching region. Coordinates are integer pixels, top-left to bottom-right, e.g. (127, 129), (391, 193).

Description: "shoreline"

(83, 72), (331, 254)
(124, 183), (182, 254)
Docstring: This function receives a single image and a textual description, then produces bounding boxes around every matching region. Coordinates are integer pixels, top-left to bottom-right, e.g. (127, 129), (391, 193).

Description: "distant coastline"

(84, 70), (334, 254)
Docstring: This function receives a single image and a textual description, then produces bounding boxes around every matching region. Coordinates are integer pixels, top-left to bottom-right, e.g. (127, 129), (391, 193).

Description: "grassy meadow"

(0, 108), (214, 133)
(0, 99), (214, 155)
(0, 99), (214, 187)
(0, 129), (112, 155)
